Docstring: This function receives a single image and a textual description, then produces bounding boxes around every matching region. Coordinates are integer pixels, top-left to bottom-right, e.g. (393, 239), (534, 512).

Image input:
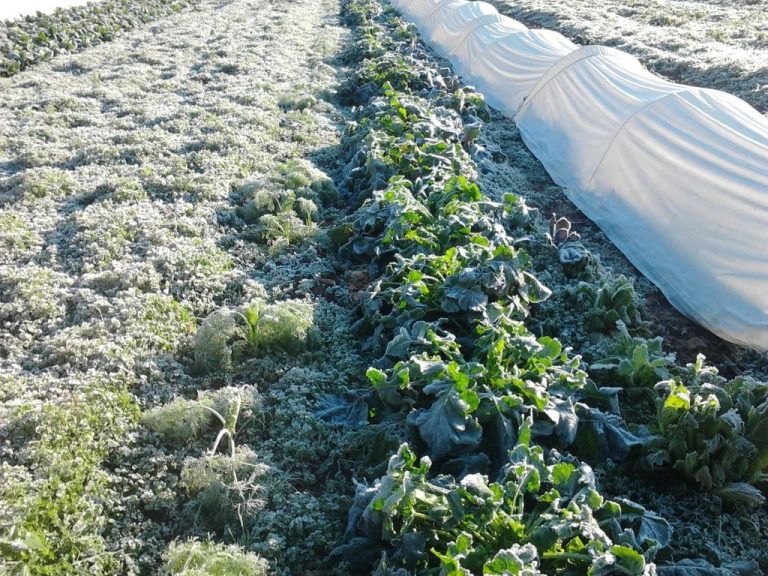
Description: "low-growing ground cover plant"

(0, 383), (140, 574)
(0, 0), (363, 573)
(162, 539), (269, 575)
(646, 368), (768, 503)
(191, 298), (317, 374)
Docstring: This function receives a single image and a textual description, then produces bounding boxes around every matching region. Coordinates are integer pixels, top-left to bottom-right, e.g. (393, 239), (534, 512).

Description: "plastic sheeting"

(392, 0), (768, 351)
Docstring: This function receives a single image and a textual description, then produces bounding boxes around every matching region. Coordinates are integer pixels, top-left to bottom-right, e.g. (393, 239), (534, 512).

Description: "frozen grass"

(491, 0), (768, 114)
(0, 0), (361, 573)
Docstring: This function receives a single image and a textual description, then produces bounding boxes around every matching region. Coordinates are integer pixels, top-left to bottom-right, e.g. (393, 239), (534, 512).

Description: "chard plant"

(547, 213), (589, 271)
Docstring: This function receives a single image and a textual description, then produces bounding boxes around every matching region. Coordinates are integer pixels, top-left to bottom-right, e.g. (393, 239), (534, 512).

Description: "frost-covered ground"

(1, 0), (767, 573)
(492, 0), (768, 114)
(0, 0), (364, 572)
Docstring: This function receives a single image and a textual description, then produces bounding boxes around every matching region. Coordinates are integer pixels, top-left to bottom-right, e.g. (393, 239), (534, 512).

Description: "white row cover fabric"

(391, 1), (768, 351)
(421, 0), (469, 38)
(462, 29), (576, 115)
(425, 1), (500, 58)
(452, 15), (527, 77)
(391, 0), (463, 26)
(516, 46), (768, 349)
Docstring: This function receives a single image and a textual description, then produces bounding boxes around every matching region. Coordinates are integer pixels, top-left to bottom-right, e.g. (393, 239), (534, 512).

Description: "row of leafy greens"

(0, 0), (201, 77)
(332, 1), (650, 573)
(327, 0), (768, 574)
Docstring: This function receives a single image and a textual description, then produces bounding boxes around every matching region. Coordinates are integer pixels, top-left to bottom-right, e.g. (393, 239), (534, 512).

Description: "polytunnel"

(422, 1), (501, 58)
(459, 28), (576, 115)
(390, 0), (768, 351)
(450, 15), (527, 77)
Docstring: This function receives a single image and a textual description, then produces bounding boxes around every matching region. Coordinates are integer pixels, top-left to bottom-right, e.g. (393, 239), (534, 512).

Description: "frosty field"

(0, 0), (767, 574)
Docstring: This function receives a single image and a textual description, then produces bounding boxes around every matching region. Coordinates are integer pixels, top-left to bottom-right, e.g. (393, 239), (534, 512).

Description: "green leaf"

(483, 544), (542, 575)
(631, 343), (649, 371)
(407, 389), (482, 460)
(537, 336), (562, 359)
(661, 383), (690, 425)
(611, 545), (646, 575)
(433, 532), (474, 576)
(365, 368), (387, 388)
(607, 498), (672, 548)
(519, 271), (552, 304)
(551, 462), (576, 487)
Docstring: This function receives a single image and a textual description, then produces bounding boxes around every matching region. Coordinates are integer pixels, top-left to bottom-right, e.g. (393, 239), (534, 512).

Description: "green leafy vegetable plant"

(1, 0), (202, 77)
(331, 2), (731, 574)
(575, 277), (644, 333)
(341, 421), (667, 574)
(646, 374), (768, 504)
(546, 213), (589, 271)
(591, 321), (675, 390)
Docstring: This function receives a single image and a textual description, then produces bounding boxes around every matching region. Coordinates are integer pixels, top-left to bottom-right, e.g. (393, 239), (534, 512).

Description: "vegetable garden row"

(0, 0), (202, 76)
(0, 0), (766, 574)
(333, 2), (767, 573)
